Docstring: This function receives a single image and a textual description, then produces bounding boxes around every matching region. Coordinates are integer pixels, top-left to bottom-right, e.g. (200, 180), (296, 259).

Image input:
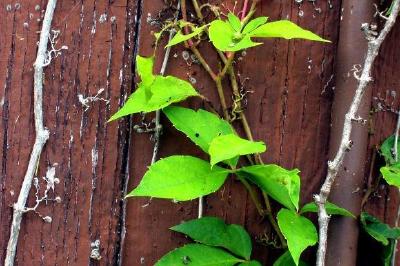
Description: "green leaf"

(209, 20), (261, 52)
(166, 25), (207, 48)
(380, 135), (400, 165)
(171, 217), (252, 260)
(242, 17), (268, 34)
(381, 166), (400, 188)
(277, 209), (318, 266)
(238, 165), (300, 210)
(300, 202), (355, 218)
(208, 134), (266, 167)
(155, 244), (243, 266)
(127, 156), (230, 201)
(109, 75), (198, 121)
(273, 250), (309, 266)
(108, 55), (199, 121)
(250, 20), (330, 42)
(383, 239), (396, 266)
(228, 13), (242, 32)
(360, 212), (400, 246)
(163, 106), (238, 167)
(136, 55), (155, 86)
(229, 36), (262, 51)
(238, 261), (262, 266)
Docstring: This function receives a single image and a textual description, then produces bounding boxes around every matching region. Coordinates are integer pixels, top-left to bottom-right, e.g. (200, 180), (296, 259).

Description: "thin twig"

(241, 0), (259, 25)
(215, 78), (230, 120)
(191, 0), (203, 21)
(220, 1), (285, 247)
(181, 0), (194, 47)
(5, 0), (57, 265)
(315, 2), (400, 265)
(240, 0), (250, 20)
(151, 2), (181, 165)
(360, 150), (377, 209)
(228, 61), (286, 247)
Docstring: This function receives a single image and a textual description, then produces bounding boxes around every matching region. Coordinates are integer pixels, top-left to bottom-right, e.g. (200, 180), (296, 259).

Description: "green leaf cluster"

(108, 56), (199, 121)
(108, 9), (336, 266)
(361, 212), (400, 265)
(124, 106), (354, 265)
(361, 212), (400, 246)
(156, 217), (261, 265)
(127, 107), (266, 200)
(208, 14), (329, 51)
(127, 156), (229, 201)
(380, 135), (400, 188)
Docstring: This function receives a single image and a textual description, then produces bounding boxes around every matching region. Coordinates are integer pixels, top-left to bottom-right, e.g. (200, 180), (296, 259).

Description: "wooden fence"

(0, 0), (399, 265)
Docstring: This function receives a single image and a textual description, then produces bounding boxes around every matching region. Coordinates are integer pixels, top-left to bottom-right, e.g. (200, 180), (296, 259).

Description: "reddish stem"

(181, 0), (194, 47)
(240, 0), (249, 20)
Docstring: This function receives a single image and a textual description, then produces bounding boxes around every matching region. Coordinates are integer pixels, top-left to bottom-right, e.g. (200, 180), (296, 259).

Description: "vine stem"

(151, 1), (181, 165)
(182, 0), (286, 247)
(4, 0), (56, 265)
(191, 0), (203, 21)
(240, 0), (250, 20)
(227, 57), (286, 247)
(181, 0), (194, 47)
(214, 1), (286, 247)
(215, 78), (230, 120)
(241, 0), (259, 25)
(314, 1), (400, 265)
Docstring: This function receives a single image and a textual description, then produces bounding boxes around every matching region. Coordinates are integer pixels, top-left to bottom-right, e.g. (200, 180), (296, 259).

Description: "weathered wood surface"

(0, 0), (138, 264)
(0, 0), (399, 265)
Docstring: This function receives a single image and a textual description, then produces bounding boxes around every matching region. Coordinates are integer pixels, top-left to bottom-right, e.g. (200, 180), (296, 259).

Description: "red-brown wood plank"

(0, 0), (139, 264)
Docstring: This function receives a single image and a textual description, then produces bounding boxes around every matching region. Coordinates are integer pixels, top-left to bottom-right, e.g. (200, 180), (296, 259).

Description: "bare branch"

(150, 2), (180, 165)
(5, 1), (57, 265)
(314, 1), (400, 265)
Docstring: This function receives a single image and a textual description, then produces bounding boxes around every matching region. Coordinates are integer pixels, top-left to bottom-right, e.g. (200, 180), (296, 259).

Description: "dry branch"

(314, 1), (400, 265)
(5, 0), (57, 265)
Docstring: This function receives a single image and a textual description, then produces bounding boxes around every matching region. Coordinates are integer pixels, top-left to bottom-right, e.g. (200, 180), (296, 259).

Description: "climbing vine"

(110, 1), (353, 265)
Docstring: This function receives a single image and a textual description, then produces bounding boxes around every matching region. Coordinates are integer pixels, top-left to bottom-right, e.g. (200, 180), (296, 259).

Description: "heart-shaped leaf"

(300, 202), (355, 218)
(155, 244), (243, 266)
(361, 212), (400, 246)
(127, 156), (230, 201)
(238, 164), (300, 210)
(380, 135), (400, 165)
(163, 107), (238, 167)
(250, 20), (330, 42)
(209, 134), (266, 167)
(273, 250), (309, 266)
(209, 20), (261, 51)
(209, 18), (329, 52)
(381, 166), (400, 188)
(171, 217), (252, 260)
(166, 25), (207, 48)
(228, 13), (242, 32)
(109, 56), (199, 121)
(242, 17), (268, 34)
(277, 209), (318, 266)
